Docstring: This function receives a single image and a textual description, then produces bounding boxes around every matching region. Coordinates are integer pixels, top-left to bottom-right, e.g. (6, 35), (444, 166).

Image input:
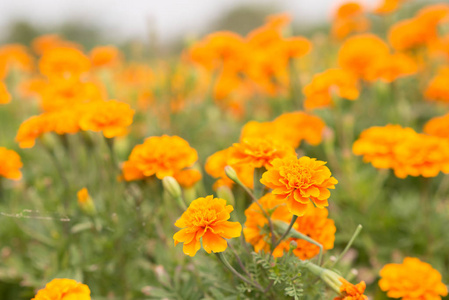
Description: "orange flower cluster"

(189, 13), (311, 105)
(244, 194), (335, 259)
(379, 257), (448, 300)
(32, 278), (91, 300)
(353, 125), (449, 178)
(388, 3), (449, 51)
(334, 278), (368, 300)
(374, 0), (406, 15)
(331, 2), (370, 40)
(303, 68), (359, 110)
(260, 156), (338, 216)
(424, 112), (449, 139)
(206, 111), (325, 189)
(0, 147), (23, 180)
(122, 135), (200, 186)
(425, 66), (449, 103)
(173, 195), (242, 256)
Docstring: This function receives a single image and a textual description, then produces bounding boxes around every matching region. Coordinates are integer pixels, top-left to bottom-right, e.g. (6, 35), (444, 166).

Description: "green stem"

(215, 252), (264, 291)
(272, 216), (298, 251)
(252, 167), (266, 199)
(326, 224), (362, 268)
(289, 226), (324, 265)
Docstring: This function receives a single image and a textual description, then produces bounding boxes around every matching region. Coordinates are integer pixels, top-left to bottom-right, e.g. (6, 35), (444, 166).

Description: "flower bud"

(224, 166), (240, 184)
(77, 188), (96, 215)
(162, 176), (182, 199)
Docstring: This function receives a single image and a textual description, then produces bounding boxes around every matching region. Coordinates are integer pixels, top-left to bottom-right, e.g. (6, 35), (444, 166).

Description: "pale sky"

(0, 0), (381, 42)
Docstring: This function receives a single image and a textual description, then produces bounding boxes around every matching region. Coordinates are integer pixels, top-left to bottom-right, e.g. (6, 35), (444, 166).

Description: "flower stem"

(272, 216), (298, 251)
(326, 224), (362, 268)
(215, 252), (264, 291)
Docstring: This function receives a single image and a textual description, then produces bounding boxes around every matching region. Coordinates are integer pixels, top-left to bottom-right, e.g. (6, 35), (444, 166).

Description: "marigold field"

(1, 1), (449, 299)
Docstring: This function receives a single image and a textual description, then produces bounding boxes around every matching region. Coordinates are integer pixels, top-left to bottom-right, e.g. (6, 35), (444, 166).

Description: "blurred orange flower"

(173, 195), (242, 256)
(32, 34), (82, 56)
(374, 0), (405, 15)
(90, 45), (122, 69)
(260, 156), (338, 216)
(15, 115), (50, 148)
(369, 53), (418, 83)
(123, 135), (198, 181)
(0, 82), (11, 104)
(424, 112), (449, 139)
(425, 66), (449, 103)
(173, 169), (202, 188)
(338, 34), (390, 81)
(0, 44), (34, 76)
(79, 100), (134, 138)
(379, 257), (448, 300)
(0, 147), (23, 180)
(332, 2), (370, 40)
(39, 46), (91, 81)
(303, 68), (360, 110)
(32, 278), (91, 300)
(228, 138), (296, 169)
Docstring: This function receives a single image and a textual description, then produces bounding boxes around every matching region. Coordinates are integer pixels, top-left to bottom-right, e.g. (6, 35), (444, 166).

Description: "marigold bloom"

(123, 135), (198, 181)
(173, 195), (242, 256)
(388, 18), (435, 51)
(374, 0), (404, 15)
(303, 68), (359, 110)
(79, 100), (134, 138)
(0, 82), (11, 104)
(0, 44), (34, 75)
(32, 278), (91, 300)
(90, 46), (122, 68)
(332, 2), (370, 40)
(334, 278), (368, 300)
(173, 169), (202, 188)
(424, 113), (449, 139)
(273, 112), (326, 147)
(0, 147), (23, 180)
(39, 47), (90, 81)
(260, 156), (338, 216)
(425, 67), (449, 103)
(15, 115), (50, 148)
(32, 34), (81, 56)
(228, 138), (296, 169)
(338, 34), (390, 81)
(368, 53), (418, 83)
(244, 195), (335, 259)
(379, 257), (448, 300)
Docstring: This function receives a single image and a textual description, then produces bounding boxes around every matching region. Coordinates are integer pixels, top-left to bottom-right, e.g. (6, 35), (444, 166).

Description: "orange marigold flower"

(334, 278), (368, 300)
(15, 115), (51, 149)
(123, 135), (198, 181)
(352, 124), (418, 169)
(392, 133), (449, 178)
(379, 257), (448, 300)
(173, 169), (202, 188)
(388, 18), (435, 52)
(332, 2), (370, 40)
(424, 113), (449, 139)
(32, 278), (91, 300)
(205, 148), (254, 189)
(90, 45), (122, 69)
(303, 68), (360, 110)
(244, 195), (335, 259)
(338, 34), (390, 81)
(0, 82), (11, 104)
(45, 108), (82, 135)
(260, 156), (338, 216)
(425, 67), (449, 103)
(0, 147), (23, 180)
(39, 47), (90, 81)
(173, 195), (242, 256)
(79, 100), (134, 138)
(368, 53), (418, 83)
(228, 138), (296, 169)
(0, 44), (34, 75)
(32, 34), (82, 56)
(374, 0), (404, 15)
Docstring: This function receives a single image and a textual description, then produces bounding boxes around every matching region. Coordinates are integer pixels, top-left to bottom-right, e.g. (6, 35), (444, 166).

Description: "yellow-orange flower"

(338, 34), (390, 81)
(374, 0), (404, 15)
(332, 2), (370, 40)
(90, 46), (122, 69)
(79, 100), (134, 138)
(303, 68), (359, 110)
(352, 125), (418, 169)
(388, 18), (434, 52)
(244, 195), (335, 259)
(379, 257), (448, 300)
(32, 278), (91, 300)
(0, 147), (23, 180)
(32, 34), (81, 56)
(173, 195), (242, 256)
(228, 138), (296, 169)
(123, 135), (198, 181)
(368, 53), (418, 83)
(39, 47), (90, 81)
(0, 44), (34, 75)
(260, 156), (338, 216)
(173, 169), (202, 188)
(334, 278), (368, 300)
(424, 113), (449, 139)
(425, 67), (449, 103)
(0, 82), (11, 104)
(15, 115), (50, 149)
